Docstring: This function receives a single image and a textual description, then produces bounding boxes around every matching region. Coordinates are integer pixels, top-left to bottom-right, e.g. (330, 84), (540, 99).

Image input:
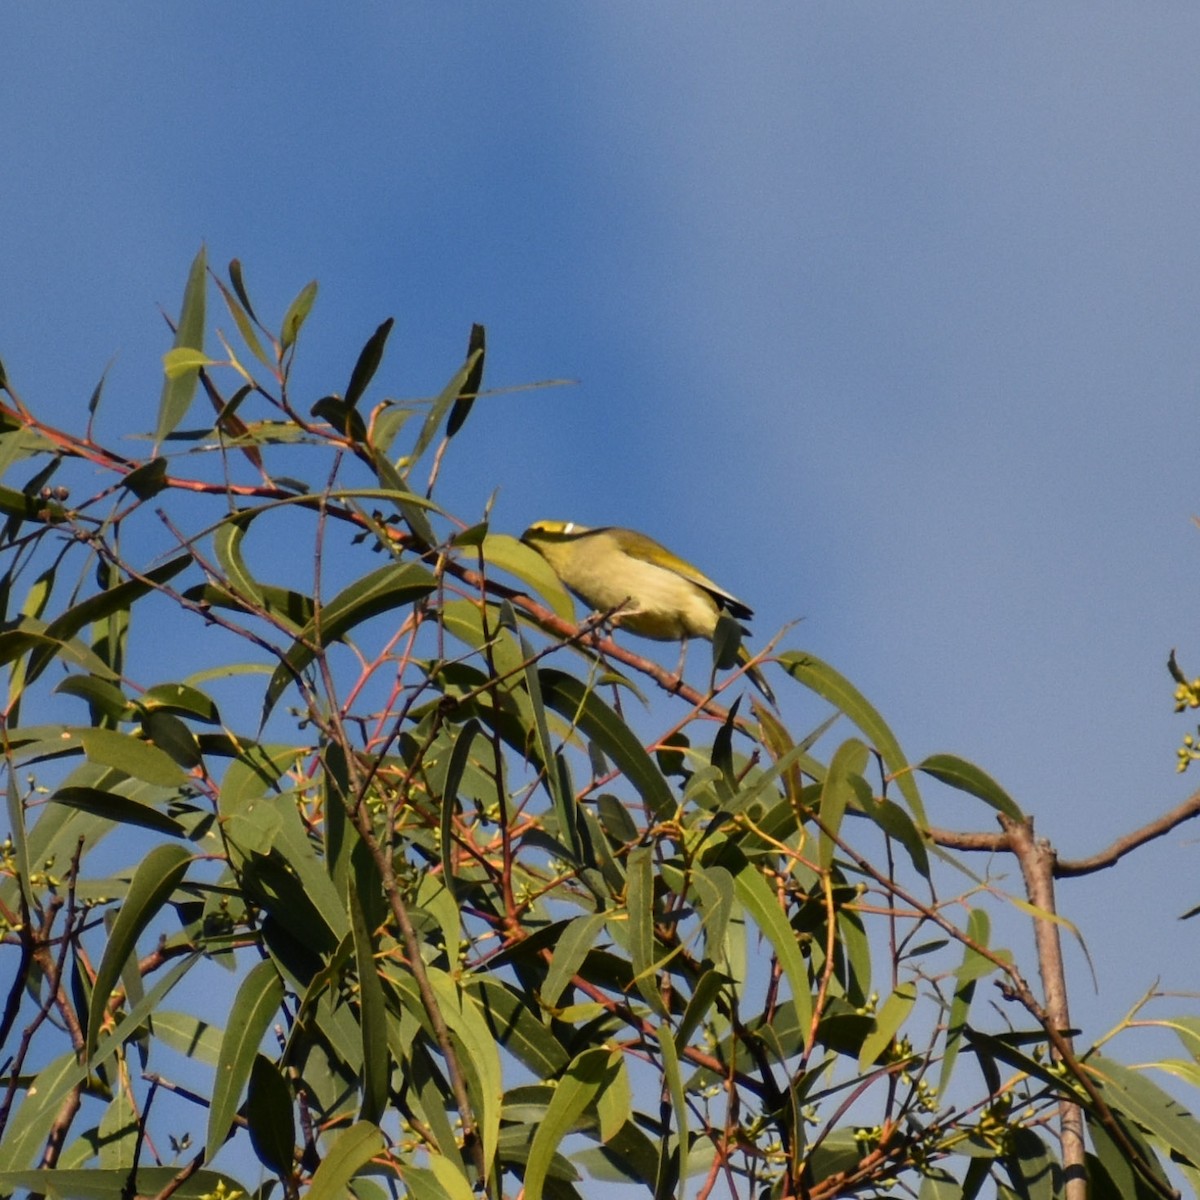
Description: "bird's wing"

(605, 527), (754, 621)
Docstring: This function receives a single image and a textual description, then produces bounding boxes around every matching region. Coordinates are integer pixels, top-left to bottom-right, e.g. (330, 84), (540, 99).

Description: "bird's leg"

(674, 636), (690, 684)
(597, 611), (627, 719)
(580, 609), (629, 716)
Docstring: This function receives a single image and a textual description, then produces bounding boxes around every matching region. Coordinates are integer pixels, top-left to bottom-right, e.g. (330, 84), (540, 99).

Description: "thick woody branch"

(1000, 815), (1086, 1200)
(1055, 787), (1200, 876)
(927, 785), (1200, 878)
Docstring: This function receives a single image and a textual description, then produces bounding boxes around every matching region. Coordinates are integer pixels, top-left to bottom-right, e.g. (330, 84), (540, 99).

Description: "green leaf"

(577, 801), (626, 894)
(918, 753), (1024, 820)
(676, 967), (727, 1053)
(538, 668), (675, 819)
(54, 673), (131, 722)
(247, 1053), (296, 1177)
(401, 1042), (467, 1167)
(0, 1168), (249, 1199)
(213, 510), (267, 607)
(858, 981), (916, 1072)
(440, 717), (480, 897)
(542, 914), (609, 1009)
(345, 317), (394, 409)
(410, 347), (484, 464)
(1086, 1054), (1200, 1170)
(142, 680), (221, 723)
(1001, 1127), (1058, 1200)
(5, 771), (35, 918)
(76, 726), (190, 787)
(725, 846), (813, 1036)
(918, 1171), (977, 1200)
(140, 707), (202, 768)
(524, 1048), (623, 1200)
(187, 579), (314, 631)
(836, 905), (873, 1009)
(0, 956), (198, 1171)
(779, 651), (926, 824)
(86, 358), (114, 418)
(51, 786), (187, 838)
(0, 1054), (79, 1173)
(419, 872), (464, 966)
(122, 456), (170, 499)
(627, 843), (667, 1015)
(155, 246), (207, 448)
(86, 843), (193, 1059)
(366, 433), (440, 547)
(207, 960), (286, 1153)
(711, 610), (743, 674)
(322, 739), (355, 892)
(311, 393), (367, 442)
(427, 1152), (480, 1200)
(447, 323), (486, 438)
(572, 1120), (659, 1185)
(162, 347), (217, 378)
(280, 278), (318, 350)
(97, 1089), (138, 1170)
(397, 1163), (463, 1200)
(350, 876), (390, 1124)
(229, 258), (261, 324)
(472, 977), (569, 1077)
(306, 1121), (384, 1200)
(152, 1010), (224, 1063)
(241, 794), (349, 946)
(818, 737), (870, 869)
(861, 793), (930, 878)
(939, 907), (989, 1099)
(963, 1029), (1079, 1097)
(1086, 1108), (1169, 1200)
(655, 1023), (688, 1200)
(18, 566), (55, 622)
(214, 269), (272, 367)
(523, 631), (578, 855)
(429, 970), (503, 1175)
(367, 400), (414, 456)
(1161, 1015), (1200, 1061)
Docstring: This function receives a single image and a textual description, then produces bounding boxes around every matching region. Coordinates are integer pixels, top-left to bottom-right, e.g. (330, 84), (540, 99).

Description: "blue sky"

(5, 0), (1200, 1141)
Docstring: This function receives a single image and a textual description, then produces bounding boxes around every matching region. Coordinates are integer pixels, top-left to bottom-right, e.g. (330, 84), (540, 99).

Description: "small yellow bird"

(520, 520), (775, 702)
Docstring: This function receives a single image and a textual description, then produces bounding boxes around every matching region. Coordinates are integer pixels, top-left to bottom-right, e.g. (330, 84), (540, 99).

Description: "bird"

(520, 520), (775, 703)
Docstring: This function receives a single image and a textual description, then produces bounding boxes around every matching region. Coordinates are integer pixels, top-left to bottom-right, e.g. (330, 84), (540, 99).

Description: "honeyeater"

(520, 520), (775, 703)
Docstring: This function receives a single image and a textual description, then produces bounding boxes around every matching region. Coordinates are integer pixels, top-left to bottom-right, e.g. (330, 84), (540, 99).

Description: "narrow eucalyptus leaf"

(51, 786), (187, 838)
(155, 246), (207, 448)
(229, 258), (260, 322)
(6, 772), (35, 915)
(345, 317), (394, 409)
(86, 844), (193, 1059)
(311, 394), (367, 443)
(280, 279), (318, 350)
(87, 359), (113, 417)
(446, 323), (486, 438)
(918, 753), (1024, 820)
(214, 274), (272, 368)
(779, 650), (925, 824)
(349, 879), (390, 1125)
(247, 1054), (296, 1176)
(206, 961), (285, 1153)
